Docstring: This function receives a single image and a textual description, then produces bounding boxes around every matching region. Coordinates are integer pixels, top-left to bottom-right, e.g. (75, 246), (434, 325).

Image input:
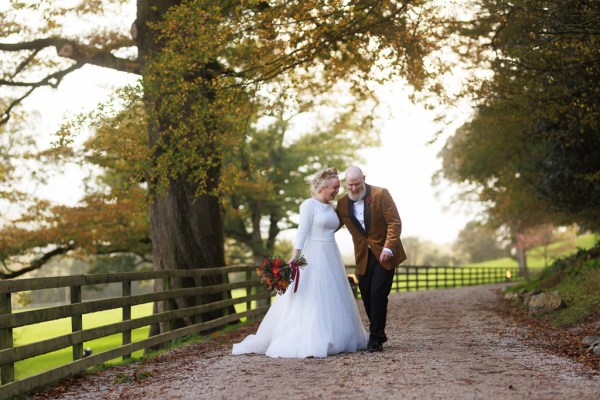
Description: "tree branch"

(54, 40), (141, 74)
(0, 38), (140, 74)
(0, 240), (153, 279)
(0, 36), (140, 125)
(1, 63), (84, 125)
(0, 243), (76, 279)
(0, 38), (63, 51)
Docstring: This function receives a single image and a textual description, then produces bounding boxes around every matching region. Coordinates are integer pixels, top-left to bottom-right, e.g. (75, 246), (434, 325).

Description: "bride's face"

(320, 177), (340, 203)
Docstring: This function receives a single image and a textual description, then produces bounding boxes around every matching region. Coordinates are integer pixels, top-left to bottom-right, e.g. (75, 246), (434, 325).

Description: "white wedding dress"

(232, 198), (368, 358)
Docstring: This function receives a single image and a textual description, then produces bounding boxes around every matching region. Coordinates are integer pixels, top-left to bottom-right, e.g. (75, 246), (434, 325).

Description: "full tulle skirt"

(232, 239), (367, 358)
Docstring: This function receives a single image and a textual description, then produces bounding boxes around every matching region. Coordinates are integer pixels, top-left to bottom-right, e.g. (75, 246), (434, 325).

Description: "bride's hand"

(288, 249), (300, 264)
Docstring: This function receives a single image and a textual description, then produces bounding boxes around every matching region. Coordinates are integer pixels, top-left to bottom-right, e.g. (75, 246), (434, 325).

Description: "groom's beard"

(348, 187), (366, 202)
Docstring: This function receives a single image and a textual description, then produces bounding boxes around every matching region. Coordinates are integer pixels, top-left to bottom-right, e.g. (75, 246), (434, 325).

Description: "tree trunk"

(515, 231), (528, 277)
(150, 177), (226, 326)
(134, 0), (233, 342)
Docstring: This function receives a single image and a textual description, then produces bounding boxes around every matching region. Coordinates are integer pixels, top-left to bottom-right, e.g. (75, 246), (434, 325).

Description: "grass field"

(468, 233), (598, 270)
(12, 289), (260, 380)
(14, 303), (153, 379)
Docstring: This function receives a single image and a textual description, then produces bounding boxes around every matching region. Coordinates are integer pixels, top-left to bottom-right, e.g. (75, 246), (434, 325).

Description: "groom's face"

(345, 174), (366, 201)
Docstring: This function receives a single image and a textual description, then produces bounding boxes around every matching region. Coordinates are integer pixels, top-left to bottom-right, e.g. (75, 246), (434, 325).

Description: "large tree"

(438, 0), (600, 272)
(1, 1), (447, 332)
(442, 0), (600, 224)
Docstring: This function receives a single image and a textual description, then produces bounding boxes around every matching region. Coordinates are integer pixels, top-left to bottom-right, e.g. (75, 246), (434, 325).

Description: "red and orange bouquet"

(257, 253), (308, 295)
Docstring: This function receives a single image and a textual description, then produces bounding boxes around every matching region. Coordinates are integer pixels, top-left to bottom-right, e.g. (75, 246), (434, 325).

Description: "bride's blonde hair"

(311, 167), (339, 195)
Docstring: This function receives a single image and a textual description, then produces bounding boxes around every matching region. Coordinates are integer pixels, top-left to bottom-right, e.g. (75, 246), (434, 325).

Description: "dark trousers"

(358, 250), (395, 343)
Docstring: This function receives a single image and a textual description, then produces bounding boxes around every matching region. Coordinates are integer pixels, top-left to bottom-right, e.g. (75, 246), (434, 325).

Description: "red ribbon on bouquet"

(290, 261), (301, 293)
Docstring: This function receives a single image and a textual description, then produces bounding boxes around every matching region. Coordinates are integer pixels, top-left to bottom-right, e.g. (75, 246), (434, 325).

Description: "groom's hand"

(379, 250), (393, 264)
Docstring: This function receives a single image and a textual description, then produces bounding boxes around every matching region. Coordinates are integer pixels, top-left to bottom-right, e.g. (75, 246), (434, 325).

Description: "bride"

(232, 167), (368, 358)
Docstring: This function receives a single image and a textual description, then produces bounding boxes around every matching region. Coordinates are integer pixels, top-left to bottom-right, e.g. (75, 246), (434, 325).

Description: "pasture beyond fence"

(0, 264), (519, 399)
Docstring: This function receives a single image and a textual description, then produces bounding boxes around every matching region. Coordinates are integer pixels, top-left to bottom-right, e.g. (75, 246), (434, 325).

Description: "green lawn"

(12, 287), (263, 380)
(14, 303), (154, 379)
(467, 233), (598, 270)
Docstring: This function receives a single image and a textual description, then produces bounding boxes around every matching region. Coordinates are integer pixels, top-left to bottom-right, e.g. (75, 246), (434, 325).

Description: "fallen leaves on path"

(495, 290), (600, 373)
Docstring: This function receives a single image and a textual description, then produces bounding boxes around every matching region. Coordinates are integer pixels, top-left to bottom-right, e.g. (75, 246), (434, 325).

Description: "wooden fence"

(390, 265), (520, 293)
(0, 266), (269, 400)
(0, 264), (519, 399)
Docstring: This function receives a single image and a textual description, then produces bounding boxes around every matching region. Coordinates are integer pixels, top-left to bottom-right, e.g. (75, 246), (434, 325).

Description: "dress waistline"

(307, 237), (336, 242)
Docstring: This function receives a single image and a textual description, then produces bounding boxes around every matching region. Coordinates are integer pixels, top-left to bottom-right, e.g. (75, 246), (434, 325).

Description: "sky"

(19, 63), (477, 258)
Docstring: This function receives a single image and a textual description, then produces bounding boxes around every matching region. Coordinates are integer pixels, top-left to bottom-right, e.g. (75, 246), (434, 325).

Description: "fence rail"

(1, 264), (520, 399)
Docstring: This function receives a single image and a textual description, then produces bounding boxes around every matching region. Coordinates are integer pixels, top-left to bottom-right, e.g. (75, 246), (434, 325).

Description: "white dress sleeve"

(293, 199), (314, 250)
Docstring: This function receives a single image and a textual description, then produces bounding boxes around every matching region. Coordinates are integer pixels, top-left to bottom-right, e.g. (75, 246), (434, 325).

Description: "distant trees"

(0, 99), (152, 279)
(453, 221), (508, 264)
(402, 236), (460, 267)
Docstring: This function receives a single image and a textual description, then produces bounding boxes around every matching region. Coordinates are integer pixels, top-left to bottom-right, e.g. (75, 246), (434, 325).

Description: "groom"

(336, 166), (406, 352)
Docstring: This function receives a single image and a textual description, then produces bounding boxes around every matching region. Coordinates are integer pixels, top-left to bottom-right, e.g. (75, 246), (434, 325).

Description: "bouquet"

(257, 252), (308, 295)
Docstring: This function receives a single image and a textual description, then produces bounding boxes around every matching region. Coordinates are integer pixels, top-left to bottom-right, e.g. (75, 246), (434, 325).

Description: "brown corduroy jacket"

(336, 184), (407, 276)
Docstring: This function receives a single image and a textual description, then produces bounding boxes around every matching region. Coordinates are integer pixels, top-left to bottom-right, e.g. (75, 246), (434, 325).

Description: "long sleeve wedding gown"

(232, 198), (368, 358)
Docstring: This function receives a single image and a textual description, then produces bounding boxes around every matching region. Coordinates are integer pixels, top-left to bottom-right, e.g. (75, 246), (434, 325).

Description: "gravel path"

(30, 284), (600, 400)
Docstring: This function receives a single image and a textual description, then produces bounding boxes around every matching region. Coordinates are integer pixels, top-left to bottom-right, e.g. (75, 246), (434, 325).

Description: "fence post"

(415, 267), (420, 291)
(453, 267), (457, 288)
(443, 267), (447, 288)
(122, 279), (132, 360)
(162, 276), (172, 334)
(0, 291), (14, 384)
(222, 270), (230, 317)
(246, 268), (253, 319)
(71, 285), (83, 361)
